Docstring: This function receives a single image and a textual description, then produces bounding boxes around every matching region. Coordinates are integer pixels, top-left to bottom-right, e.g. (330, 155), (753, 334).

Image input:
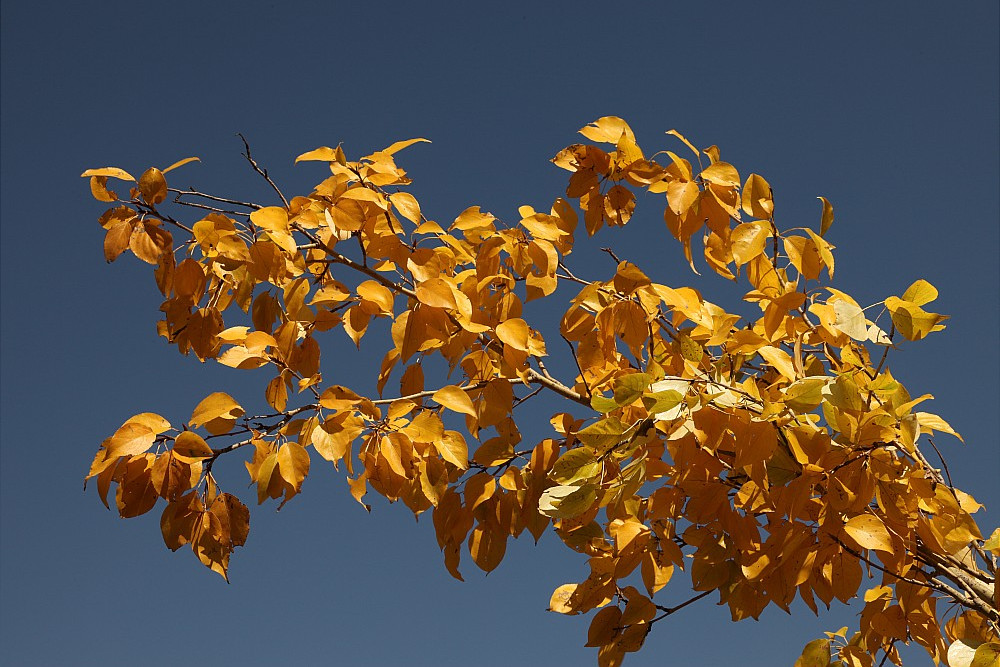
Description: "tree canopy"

(83, 117), (998, 666)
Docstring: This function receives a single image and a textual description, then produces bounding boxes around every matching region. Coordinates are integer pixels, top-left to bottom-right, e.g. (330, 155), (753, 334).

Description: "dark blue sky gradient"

(2, 3), (997, 665)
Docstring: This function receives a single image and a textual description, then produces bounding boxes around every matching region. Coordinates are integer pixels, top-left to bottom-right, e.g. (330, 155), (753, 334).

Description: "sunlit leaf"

(843, 514), (894, 553)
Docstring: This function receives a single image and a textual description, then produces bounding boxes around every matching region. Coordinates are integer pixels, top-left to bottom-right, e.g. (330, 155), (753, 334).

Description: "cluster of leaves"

(83, 118), (998, 666)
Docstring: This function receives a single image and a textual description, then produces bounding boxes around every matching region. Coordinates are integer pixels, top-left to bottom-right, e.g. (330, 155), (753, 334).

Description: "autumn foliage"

(83, 118), (998, 666)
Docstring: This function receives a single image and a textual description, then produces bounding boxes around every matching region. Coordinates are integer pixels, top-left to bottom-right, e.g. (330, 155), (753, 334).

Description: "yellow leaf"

(902, 279), (939, 306)
(105, 422), (156, 459)
(434, 430), (469, 469)
(432, 385), (477, 419)
(173, 431), (213, 461)
(784, 377), (828, 412)
(403, 411), (445, 442)
(731, 222), (768, 267)
(349, 472), (370, 511)
(89, 176), (117, 202)
(381, 137), (430, 156)
(217, 346), (268, 369)
(794, 638), (831, 667)
(885, 296), (947, 341)
(700, 162), (740, 187)
(415, 277), (458, 310)
(741, 173), (774, 219)
(255, 453), (278, 505)
(124, 412), (171, 434)
(538, 484), (597, 519)
(277, 442), (310, 491)
(265, 376), (288, 412)
(758, 346), (797, 382)
(665, 129), (700, 157)
(161, 156), (200, 174)
(104, 219), (135, 262)
(817, 197), (834, 236)
(915, 411), (963, 442)
(210, 492), (249, 547)
(784, 235), (822, 280)
(496, 318), (530, 352)
(579, 116), (635, 145)
(138, 167), (167, 204)
(190, 392), (245, 435)
(621, 589), (656, 625)
(249, 206), (290, 233)
(357, 280), (395, 315)
(548, 583), (580, 614)
(843, 514), (894, 553)
(340, 186), (387, 207)
(81, 167), (135, 181)
(983, 528), (1000, 553)
(295, 146), (340, 162)
(832, 298), (868, 340)
(389, 191), (421, 223)
(550, 447), (600, 485)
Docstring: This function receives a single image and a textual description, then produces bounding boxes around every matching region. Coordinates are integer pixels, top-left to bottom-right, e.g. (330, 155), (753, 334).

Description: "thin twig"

(561, 333), (592, 399)
(237, 133), (289, 207)
(169, 187), (262, 209)
(651, 590), (711, 623)
(600, 247), (622, 264)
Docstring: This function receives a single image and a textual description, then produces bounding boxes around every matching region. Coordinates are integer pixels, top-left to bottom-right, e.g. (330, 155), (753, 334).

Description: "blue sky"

(1, 2), (997, 665)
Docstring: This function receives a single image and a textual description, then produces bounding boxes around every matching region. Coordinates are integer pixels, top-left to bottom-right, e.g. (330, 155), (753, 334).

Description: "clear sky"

(1, 2), (997, 665)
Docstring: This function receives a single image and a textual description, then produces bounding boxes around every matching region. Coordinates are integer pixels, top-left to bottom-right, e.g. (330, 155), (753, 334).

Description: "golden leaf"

(161, 156), (200, 174)
(548, 583), (581, 614)
(432, 385), (477, 419)
(843, 514), (894, 554)
(434, 430), (469, 470)
(741, 173), (774, 219)
(902, 279), (939, 307)
(579, 117), (635, 145)
(730, 222), (768, 267)
(389, 191), (421, 223)
(81, 166), (135, 181)
(700, 162), (741, 188)
(189, 392), (245, 435)
(105, 422), (156, 459)
(381, 137), (430, 156)
(496, 318), (530, 352)
(415, 277), (458, 310)
(250, 206), (290, 233)
(138, 167), (167, 204)
(277, 442), (310, 491)
(173, 431), (213, 461)
(295, 146), (340, 162)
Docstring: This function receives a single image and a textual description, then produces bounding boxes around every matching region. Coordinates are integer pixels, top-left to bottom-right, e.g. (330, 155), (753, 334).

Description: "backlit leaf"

(381, 137), (430, 155)
(496, 318), (530, 352)
(832, 299), (868, 340)
(794, 638), (831, 667)
(161, 156), (200, 174)
(190, 392), (245, 435)
(538, 484), (597, 519)
(432, 385), (477, 419)
(105, 422), (155, 459)
(902, 279), (939, 306)
(843, 514), (894, 553)
(81, 167), (135, 181)
(435, 431), (469, 469)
